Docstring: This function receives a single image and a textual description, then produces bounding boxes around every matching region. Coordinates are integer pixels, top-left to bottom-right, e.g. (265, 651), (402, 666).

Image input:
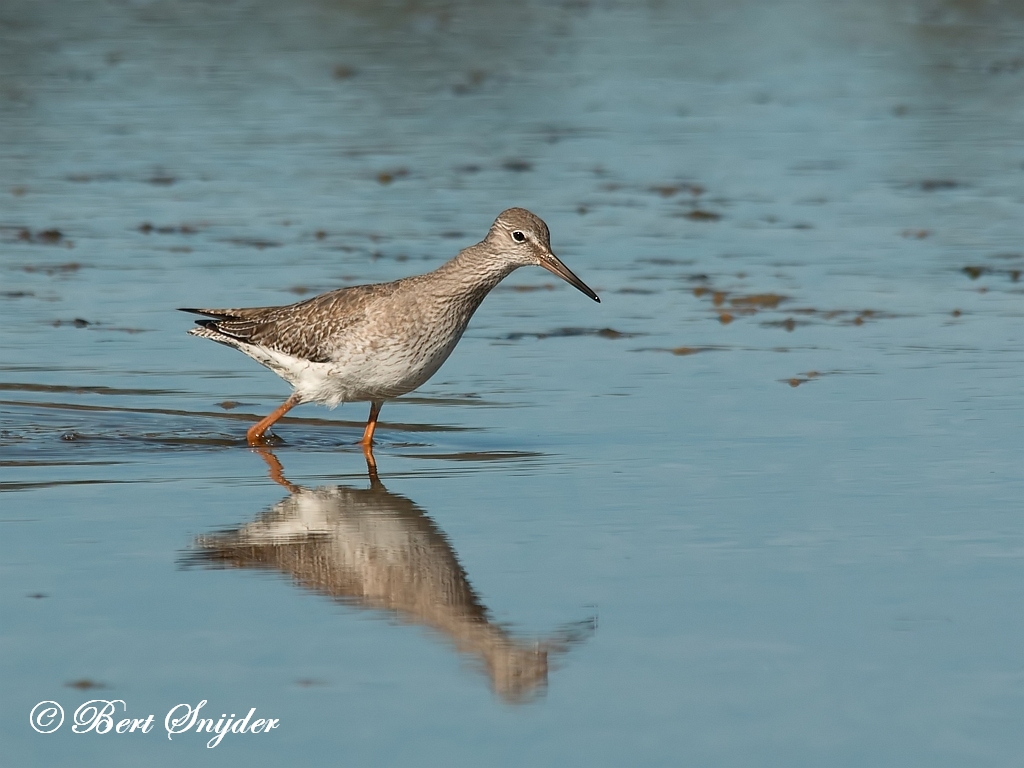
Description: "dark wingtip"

(178, 307), (202, 314)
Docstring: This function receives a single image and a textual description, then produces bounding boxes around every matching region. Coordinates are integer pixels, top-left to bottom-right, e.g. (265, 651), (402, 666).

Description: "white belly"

(239, 330), (462, 407)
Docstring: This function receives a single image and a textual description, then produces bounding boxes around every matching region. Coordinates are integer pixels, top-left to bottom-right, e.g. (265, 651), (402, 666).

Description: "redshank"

(181, 208), (599, 447)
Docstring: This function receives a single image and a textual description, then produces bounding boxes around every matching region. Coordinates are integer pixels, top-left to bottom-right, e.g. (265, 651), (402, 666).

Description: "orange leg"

(252, 447), (299, 492)
(247, 394), (300, 445)
(362, 443), (379, 481)
(359, 400), (383, 447)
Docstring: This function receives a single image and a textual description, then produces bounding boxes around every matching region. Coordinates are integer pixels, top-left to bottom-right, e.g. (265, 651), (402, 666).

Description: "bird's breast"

(320, 299), (476, 399)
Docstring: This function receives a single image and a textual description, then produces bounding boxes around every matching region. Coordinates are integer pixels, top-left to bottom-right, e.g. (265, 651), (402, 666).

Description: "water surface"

(3, 1), (1024, 765)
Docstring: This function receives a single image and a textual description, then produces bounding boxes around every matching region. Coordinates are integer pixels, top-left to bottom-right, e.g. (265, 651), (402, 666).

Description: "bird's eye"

(511, 230), (526, 243)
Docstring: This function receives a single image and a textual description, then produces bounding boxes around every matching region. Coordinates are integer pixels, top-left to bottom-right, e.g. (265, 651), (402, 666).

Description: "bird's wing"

(178, 305), (284, 320)
(181, 284), (396, 363)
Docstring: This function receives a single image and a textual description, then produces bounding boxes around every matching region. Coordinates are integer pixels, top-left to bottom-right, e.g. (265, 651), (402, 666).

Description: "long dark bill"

(540, 253), (601, 303)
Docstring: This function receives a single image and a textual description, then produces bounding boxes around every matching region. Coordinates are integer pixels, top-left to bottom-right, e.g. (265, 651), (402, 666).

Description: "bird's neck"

(432, 241), (519, 301)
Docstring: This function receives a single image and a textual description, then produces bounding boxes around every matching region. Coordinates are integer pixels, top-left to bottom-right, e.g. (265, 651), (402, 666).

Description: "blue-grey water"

(3, 0), (1024, 765)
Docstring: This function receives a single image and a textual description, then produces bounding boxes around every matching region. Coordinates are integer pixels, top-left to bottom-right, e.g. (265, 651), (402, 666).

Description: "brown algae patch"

(785, 371), (821, 387)
(21, 228), (67, 245)
(730, 293), (787, 310)
(781, 370), (867, 387)
(648, 183), (704, 198)
(66, 679), (107, 690)
(0, 225), (71, 247)
(692, 283), (893, 329)
(785, 370), (835, 387)
(962, 265), (1021, 282)
(692, 288), (787, 313)
(20, 262), (83, 275)
(916, 179), (961, 192)
(789, 308), (895, 326)
(504, 327), (641, 341)
(376, 168), (409, 184)
(763, 318), (803, 332)
(224, 238), (282, 249)
(639, 345), (724, 356)
(678, 209), (722, 221)
(50, 319), (148, 333)
(138, 222), (200, 235)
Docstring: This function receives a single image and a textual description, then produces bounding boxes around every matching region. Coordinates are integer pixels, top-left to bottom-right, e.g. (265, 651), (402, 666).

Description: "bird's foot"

(246, 429), (284, 447)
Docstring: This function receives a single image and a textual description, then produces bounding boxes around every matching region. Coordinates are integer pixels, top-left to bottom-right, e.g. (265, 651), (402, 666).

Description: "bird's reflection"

(189, 449), (593, 703)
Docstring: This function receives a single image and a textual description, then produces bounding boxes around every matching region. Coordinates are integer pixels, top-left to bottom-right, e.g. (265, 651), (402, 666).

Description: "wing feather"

(181, 283), (397, 363)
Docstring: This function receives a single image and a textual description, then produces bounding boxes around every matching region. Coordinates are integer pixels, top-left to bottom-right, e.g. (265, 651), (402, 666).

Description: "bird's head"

(486, 208), (600, 302)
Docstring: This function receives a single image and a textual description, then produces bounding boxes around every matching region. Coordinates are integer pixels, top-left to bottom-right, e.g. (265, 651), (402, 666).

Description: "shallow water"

(3, 0), (1024, 764)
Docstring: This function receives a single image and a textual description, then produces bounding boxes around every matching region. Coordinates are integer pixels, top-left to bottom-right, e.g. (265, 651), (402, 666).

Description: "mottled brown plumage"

(181, 208), (599, 447)
(185, 284), (388, 364)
